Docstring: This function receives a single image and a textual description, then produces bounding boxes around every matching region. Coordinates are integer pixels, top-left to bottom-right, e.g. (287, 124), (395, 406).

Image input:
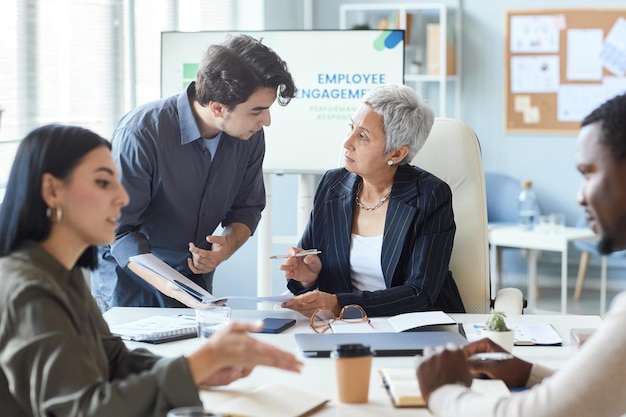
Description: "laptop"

(295, 331), (468, 358)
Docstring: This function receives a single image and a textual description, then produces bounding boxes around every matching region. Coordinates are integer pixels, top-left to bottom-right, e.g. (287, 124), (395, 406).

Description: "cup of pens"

(195, 304), (231, 339)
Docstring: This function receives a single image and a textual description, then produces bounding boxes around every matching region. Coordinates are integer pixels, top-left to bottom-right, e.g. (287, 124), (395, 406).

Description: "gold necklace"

(355, 181), (390, 211)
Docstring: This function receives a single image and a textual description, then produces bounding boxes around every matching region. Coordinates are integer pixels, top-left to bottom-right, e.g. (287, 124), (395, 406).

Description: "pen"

(468, 352), (514, 361)
(269, 249), (322, 259)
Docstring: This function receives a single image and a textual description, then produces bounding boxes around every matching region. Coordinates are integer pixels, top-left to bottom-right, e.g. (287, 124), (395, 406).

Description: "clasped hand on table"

(416, 338), (533, 403)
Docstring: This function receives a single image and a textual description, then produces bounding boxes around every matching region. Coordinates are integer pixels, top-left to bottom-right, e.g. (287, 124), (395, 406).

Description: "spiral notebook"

(109, 315), (197, 343)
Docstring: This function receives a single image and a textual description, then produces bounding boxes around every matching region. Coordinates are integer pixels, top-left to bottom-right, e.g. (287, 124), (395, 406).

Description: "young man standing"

(92, 34), (296, 310)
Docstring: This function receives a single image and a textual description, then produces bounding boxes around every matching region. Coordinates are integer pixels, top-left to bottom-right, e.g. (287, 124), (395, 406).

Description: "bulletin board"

(505, 9), (626, 133)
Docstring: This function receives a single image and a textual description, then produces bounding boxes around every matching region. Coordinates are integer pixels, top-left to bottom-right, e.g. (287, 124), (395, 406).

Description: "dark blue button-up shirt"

(92, 83), (265, 309)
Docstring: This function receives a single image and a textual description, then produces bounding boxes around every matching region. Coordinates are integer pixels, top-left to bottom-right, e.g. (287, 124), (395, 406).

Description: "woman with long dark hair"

(0, 124), (301, 416)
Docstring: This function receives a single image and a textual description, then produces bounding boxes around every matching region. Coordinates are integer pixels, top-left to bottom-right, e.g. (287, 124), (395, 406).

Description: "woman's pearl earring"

(387, 160), (394, 166)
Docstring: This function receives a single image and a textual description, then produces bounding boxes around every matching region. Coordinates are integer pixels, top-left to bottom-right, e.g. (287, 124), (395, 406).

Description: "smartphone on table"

(259, 318), (296, 334)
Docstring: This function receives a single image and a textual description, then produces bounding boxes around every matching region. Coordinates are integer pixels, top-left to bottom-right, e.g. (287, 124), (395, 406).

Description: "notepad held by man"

(128, 253), (292, 307)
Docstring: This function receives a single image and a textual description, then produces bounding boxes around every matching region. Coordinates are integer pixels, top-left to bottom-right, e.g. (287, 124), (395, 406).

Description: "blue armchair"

(485, 172), (521, 288)
(485, 172), (521, 228)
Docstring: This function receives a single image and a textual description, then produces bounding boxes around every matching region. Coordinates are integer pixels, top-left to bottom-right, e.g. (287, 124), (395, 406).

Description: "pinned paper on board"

(514, 95), (531, 112)
(510, 15), (560, 53)
(511, 56), (560, 93)
(566, 29), (604, 81)
(599, 17), (626, 76)
(513, 95), (540, 124)
(523, 106), (540, 124)
(557, 84), (606, 122)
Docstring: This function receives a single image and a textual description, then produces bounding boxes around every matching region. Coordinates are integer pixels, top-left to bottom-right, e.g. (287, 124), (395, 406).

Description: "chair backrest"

(484, 171), (521, 225)
(412, 118), (490, 313)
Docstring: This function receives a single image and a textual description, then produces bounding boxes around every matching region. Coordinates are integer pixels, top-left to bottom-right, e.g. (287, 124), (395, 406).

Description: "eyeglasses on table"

(310, 304), (371, 333)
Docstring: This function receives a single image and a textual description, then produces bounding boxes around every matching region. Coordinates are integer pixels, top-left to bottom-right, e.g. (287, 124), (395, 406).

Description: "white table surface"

(489, 226), (600, 314)
(104, 307), (603, 417)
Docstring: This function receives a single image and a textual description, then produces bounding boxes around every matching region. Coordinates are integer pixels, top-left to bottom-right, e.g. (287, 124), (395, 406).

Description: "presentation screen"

(161, 30), (405, 173)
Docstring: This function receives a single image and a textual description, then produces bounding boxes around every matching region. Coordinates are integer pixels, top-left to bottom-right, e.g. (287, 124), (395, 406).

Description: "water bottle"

(518, 180), (538, 230)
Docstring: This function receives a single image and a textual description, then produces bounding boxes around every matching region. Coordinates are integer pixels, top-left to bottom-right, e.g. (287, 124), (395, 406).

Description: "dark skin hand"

(417, 338), (533, 404)
(464, 338), (533, 388)
(416, 346), (473, 404)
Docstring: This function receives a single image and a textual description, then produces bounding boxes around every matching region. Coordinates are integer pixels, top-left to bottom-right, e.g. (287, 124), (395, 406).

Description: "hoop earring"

(387, 159), (394, 166)
(46, 207), (62, 222)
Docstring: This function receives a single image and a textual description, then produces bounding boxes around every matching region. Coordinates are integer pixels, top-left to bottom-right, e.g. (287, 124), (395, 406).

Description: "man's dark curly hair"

(582, 93), (626, 161)
(195, 34), (296, 109)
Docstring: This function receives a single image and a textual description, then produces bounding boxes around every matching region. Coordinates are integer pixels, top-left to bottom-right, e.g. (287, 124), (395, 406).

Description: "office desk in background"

(104, 307), (602, 417)
(489, 226), (600, 314)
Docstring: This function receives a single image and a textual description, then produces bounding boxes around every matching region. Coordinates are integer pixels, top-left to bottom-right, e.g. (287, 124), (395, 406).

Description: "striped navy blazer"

(287, 165), (465, 317)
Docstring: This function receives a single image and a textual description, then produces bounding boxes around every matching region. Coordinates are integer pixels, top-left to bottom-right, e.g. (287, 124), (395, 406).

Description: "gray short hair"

(363, 84), (434, 164)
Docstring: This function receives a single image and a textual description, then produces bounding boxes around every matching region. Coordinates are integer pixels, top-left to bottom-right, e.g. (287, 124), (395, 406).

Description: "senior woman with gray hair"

(280, 84), (465, 318)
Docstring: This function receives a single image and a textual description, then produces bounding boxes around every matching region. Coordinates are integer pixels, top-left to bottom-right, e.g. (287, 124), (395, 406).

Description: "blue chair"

(485, 172), (522, 289)
(485, 172), (546, 296)
(485, 172), (521, 228)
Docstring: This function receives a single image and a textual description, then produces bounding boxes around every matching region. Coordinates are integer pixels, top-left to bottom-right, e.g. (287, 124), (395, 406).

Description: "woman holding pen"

(280, 84), (465, 318)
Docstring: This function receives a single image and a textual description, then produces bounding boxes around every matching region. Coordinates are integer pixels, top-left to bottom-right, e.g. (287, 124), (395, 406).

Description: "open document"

(128, 253), (292, 308)
(330, 311), (457, 334)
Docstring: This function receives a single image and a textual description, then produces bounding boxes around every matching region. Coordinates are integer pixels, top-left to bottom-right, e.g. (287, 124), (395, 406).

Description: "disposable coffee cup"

(166, 406), (221, 417)
(331, 343), (373, 403)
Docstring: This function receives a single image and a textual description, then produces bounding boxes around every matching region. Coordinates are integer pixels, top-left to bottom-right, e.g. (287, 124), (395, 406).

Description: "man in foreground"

(417, 93), (626, 417)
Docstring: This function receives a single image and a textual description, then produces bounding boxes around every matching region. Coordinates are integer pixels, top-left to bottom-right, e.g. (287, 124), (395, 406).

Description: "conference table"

(104, 307), (603, 417)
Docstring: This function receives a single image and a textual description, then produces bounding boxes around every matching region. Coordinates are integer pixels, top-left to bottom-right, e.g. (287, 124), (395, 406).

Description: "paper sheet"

(511, 55), (560, 93)
(599, 17), (626, 76)
(510, 15), (560, 53)
(463, 322), (562, 346)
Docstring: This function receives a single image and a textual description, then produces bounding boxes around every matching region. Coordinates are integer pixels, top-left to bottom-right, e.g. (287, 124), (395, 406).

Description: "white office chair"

(413, 118), (524, 315)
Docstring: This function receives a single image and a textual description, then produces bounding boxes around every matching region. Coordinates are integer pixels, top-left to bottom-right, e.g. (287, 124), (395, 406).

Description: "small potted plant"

(482, 311), (514, 352)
